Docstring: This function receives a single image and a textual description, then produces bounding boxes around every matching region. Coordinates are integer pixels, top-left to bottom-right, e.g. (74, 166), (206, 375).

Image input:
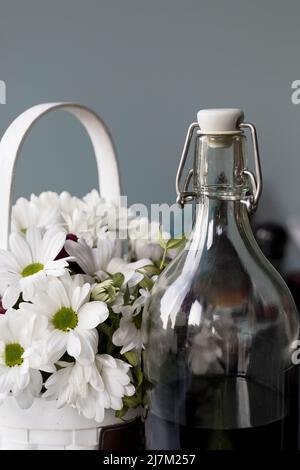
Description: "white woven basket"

(0, 397), (138, 450)
(0, 103), (139, 450)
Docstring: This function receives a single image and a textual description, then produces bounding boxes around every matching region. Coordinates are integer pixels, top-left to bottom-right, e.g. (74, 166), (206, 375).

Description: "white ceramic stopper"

(197, 108), (244, 134)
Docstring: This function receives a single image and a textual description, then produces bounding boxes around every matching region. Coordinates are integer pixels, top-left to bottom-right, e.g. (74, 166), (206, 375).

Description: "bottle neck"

(190, 197), (253, 251)
(189, 133), (254, 250)
(193, 133), (249, 201)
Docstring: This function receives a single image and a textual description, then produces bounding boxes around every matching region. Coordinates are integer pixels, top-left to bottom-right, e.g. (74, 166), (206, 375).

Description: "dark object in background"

(287, 273), (300, 311)
(254, 223), (300, 313)
(99, 418), (144, 450)
(254, 223), (287, 274)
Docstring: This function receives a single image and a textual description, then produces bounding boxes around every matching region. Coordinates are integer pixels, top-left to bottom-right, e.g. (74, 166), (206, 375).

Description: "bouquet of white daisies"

(0, 190), (184, 423)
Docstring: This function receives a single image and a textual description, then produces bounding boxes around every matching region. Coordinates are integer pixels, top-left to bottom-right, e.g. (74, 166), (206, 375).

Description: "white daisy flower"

(11, 198), (39, 233)
(21, 276), (109, 364)
(43, 354), (135, 423)
(107, 258), (152, 288)
(66, 236), (151, 286)
(83, 190), (133, 240)
(112, 315), (142, 354)
(65, 237), (117, 277)
(30, 191), (61, 224)
(11, 192), (61, 233)
(30, 190), (60, 207)
(82, 189), (103, 209)
(59, 191), (86, 215)
(0, 227), (69, 309)
(80, 190), (114, 245)
(112, 288), (150, 354)
(0, 308), (52, 409)
(59, 192), (95, 242)
(61, 209), (89, 235)
(129, 217), (170, 261)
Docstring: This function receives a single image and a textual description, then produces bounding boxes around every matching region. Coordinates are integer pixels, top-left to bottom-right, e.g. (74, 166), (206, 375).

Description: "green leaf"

(159, 258), (169, 269)
(136, 268), (157, 288)
(166, 235), (186, 250)
(139, 274), (153, 290)
(135, 368), (143, 388)
(130, 284), (140, 302)
(140, 264), (161, 276)
(133, 313), (143, 330)
(97, 322), (112, 337)
(153, 259), (163, 269)
(107, 341), (116, 355)
(123, 395), (140, 409)
(112, 272), (125, 288)
(124, 351), (139, 367)
(124, 283), (131, 305)
(139, 277), (151, 290)
(135, 386), (143, 403)
(115, 406), (128, 419)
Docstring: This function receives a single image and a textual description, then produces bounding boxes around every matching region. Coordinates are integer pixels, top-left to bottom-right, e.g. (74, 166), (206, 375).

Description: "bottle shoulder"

(145, 230), (299, 348)
(143, 237), (299, 386)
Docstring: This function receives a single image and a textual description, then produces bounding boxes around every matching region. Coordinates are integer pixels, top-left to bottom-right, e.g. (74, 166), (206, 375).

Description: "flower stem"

(160, 246), (168, 270)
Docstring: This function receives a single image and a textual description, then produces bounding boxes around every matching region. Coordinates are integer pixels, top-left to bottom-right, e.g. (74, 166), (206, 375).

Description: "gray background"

(1, 0), (300, 269)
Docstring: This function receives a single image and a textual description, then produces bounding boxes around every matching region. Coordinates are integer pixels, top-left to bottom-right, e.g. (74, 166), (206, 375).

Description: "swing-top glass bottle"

(143, 109), (299, 450)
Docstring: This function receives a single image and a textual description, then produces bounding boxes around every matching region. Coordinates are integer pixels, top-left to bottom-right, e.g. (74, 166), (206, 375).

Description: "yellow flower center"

(21, 263), (44, 277)
(5, 343), (24, 367)
(52, 307), (78, 332)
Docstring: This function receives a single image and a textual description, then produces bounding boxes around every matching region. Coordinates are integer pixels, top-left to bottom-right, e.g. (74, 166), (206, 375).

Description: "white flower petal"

(77, 393), (97, 420)
(125, 384), (135, 397)
(15, 388), (34, 409)
(9, 232), (33, 268)
(15, 370), (42, 409)
(2, 283), (21, 309)
(75, 329), (98, 364)
(97, 354), (116, 369)
(21, 274), (43, 301)
(0, 248), (22, 272)
(93, 238), (116, 272)
(47, 278), (70, 309)
(77, 301), (108, 329)
(67, 330), (82, 358)
(71, 283), (91, 312)
(41, 228), (66, 264)
(64, 240), (94, 274)
(44, 259), (69, 276)
(46, 330), (67, 362)
(26, 227), (43, 262)
(0, 370), (13, 394)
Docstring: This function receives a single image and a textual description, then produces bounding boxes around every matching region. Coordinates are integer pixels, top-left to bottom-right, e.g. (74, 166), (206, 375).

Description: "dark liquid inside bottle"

(145, 369), (298, 450)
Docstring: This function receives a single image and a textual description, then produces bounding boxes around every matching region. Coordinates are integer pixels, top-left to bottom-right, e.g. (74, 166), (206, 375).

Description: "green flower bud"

(91, 278), (118, 303)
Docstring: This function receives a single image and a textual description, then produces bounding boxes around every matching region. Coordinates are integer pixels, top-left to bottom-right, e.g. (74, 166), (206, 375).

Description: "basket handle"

(0, 102), (121, 249)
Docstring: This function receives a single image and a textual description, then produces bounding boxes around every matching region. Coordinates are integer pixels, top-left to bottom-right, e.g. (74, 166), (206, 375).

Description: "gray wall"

(1, 0), (300, 268)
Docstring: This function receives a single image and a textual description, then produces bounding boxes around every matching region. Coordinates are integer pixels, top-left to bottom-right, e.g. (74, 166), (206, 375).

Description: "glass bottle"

(143, 109), (299, 450)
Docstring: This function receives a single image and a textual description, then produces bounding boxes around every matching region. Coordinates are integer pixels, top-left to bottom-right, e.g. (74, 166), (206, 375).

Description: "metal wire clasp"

(175, 122), (199, 208)
(239, 122), (263, 213)
(175, 120), (263, 213)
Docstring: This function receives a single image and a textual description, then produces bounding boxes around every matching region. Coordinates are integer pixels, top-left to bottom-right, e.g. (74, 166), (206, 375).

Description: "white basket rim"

(0, 396), (139, 430)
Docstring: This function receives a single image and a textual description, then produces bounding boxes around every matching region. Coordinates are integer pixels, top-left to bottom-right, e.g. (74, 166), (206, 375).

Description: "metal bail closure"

(175, 122), (199, 208)
(239, 122), (263, 213)
(175, 119), (263, 212)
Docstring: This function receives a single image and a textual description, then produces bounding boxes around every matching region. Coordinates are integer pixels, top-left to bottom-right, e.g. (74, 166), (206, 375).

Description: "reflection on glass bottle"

(143, 109), (299, 450)
(254, 223), (288, 275)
